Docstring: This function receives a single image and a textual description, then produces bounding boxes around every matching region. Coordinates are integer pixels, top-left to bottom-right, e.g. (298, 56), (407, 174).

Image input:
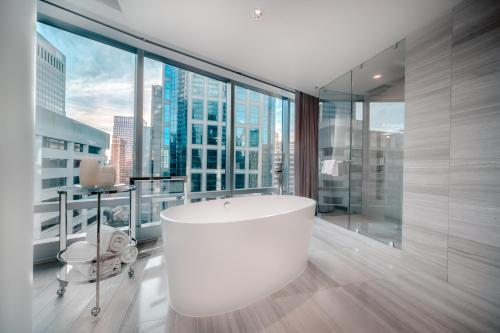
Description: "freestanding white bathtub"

(160, 195), (316, 317)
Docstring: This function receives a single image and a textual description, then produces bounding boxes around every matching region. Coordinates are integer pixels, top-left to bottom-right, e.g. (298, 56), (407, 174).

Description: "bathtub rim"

(160, 194), (316, 225)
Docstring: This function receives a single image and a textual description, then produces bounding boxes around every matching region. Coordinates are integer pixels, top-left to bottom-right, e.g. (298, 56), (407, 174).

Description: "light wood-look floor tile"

(33, 218), (500, 333)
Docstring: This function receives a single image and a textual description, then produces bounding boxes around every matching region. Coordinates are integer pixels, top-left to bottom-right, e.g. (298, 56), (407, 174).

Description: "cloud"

(65, 77), (134, 134)
(38, 22), (135, 126)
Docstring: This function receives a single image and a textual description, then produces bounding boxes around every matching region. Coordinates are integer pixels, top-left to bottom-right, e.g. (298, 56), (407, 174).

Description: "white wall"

(0, 1), (36, 332)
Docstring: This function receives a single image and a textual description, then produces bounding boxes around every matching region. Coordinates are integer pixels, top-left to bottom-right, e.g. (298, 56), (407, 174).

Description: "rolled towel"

(89, 256), (121, 278)
(64, 241), (120, 279)
(86, 224), (129, 253)
(119, 245), (138, 264)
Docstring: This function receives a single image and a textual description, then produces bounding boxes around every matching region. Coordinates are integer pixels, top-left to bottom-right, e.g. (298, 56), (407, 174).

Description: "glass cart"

(55, 184), (137, 316)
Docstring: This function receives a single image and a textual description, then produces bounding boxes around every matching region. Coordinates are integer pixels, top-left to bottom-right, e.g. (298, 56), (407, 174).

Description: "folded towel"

(330, 160), (339, 177)
(64, 241), (121, 279)
(86, 224), (129, 253)
(65, 264), (115, 282)
(88, 256), (121, 278)
(321, 160), (339, 177)
(321, 160), (329, 174)
(119, 245), (138, 264)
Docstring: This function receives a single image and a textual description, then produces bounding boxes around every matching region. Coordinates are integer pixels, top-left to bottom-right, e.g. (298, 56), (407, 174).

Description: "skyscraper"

(159, 66), (229, 192)
(36, 33), (66, 116)
(149, 64), (279, 193)
(111, 116), (134, 183)
(150, 85), (164, 176)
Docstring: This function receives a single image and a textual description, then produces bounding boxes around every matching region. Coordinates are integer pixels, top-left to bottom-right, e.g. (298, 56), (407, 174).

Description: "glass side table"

(56, 184), (137, 316)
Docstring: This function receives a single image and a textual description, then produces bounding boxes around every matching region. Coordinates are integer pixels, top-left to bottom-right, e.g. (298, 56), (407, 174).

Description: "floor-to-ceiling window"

(140, 57), (230, 224)
(33, 22), (136, 243)
(33, 20), (294, 261)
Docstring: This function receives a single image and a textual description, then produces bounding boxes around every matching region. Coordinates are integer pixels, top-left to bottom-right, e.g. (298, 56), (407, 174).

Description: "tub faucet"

(224, 201), (231, 209)
(274, 162), (284, 195)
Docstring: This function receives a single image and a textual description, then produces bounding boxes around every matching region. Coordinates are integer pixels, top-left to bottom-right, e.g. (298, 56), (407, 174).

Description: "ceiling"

(321, 39), (406, 98)
(55, 0), (459, 96)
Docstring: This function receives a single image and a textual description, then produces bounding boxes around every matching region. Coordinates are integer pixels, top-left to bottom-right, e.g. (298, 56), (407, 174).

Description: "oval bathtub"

(160, 195), (316, 317)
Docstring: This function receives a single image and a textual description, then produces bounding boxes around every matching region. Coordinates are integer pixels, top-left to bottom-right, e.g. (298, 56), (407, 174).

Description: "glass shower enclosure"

(318, 40), (405, 248)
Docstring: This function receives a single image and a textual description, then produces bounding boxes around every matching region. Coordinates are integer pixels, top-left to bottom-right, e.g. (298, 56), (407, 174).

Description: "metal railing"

(34, 186), (275, 214)
(32, 181), (276, 262)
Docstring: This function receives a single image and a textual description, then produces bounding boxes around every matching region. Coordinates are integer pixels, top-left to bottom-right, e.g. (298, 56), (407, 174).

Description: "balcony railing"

(34, 187), (275, 215)
(33, 184), (275, 262)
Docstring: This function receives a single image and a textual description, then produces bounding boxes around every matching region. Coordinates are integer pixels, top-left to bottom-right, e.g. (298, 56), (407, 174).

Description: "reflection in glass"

(192, 149), (202, 169)
(207, 100), (218, 121)
(192, 124), (203, 144)
(207, 149), (218, 169)
(192, 99), (204, 120)
(235, 174), (245, 189)
(207, 125), (218, 145)
(235, 127), (246, 147)
(249, 129), (259, 147)
(236, 151), (246, 169)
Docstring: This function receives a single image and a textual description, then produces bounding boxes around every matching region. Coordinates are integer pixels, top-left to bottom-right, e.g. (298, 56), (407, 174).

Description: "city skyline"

(36, 23), (286, 138)
(37, 22), (287, 192)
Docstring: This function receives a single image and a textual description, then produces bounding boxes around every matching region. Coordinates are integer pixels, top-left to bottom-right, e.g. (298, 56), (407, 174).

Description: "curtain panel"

(294, 91), (319, 200)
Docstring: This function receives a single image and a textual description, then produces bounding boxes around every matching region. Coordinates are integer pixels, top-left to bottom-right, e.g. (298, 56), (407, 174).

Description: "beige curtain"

(294, 91), (319, 200)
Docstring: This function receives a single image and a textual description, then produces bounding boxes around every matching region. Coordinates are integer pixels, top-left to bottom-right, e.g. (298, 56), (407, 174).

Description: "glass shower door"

(318, 41), (405, 248)
(317, 72), (352, 228)
(349, 41), (405, 248)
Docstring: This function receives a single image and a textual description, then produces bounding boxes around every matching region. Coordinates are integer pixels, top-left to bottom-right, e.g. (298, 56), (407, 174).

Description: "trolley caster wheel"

(91, 306), (100, 316)
(128, 268), (135, 277)
(56, 287), (65, 297)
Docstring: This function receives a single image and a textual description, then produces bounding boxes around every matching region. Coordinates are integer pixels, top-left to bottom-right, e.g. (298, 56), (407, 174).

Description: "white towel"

(321, 160), (339, 177)
(329, 160), (339, 177)
(321, 160), (329, 174)
(63, 241), (121, 279)
(86, 224), (129, 253)
(119, 245), (138, 264)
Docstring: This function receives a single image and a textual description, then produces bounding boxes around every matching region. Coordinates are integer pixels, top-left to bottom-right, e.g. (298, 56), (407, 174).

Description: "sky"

(37, 22), (285, 141)
(37, 22), (162, 134)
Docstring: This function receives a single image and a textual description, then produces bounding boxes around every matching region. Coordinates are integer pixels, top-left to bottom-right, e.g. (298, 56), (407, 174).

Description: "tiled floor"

(33, 218), (500, 332)
(320, 213), (402, 247)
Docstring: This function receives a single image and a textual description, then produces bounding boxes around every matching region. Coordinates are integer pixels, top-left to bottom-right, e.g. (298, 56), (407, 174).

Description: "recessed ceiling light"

(253, 8), (263, 20)
(373, 74), (382, 80)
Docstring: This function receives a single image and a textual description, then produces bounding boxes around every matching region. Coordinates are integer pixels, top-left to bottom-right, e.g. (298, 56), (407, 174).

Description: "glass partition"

(318, 71), (352, 229)
(318, 41), (405, 248)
